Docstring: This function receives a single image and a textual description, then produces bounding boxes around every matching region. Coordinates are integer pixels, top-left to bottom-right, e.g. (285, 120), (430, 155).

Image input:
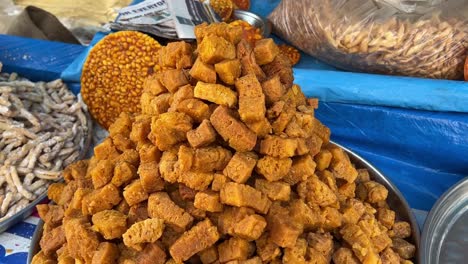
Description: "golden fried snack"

(278, 44), (301, 66)
(81, 31), (161, 128)
(210, 0), (234, 21)
(34, 24), (416, 264)
(232, 0), (250, 10)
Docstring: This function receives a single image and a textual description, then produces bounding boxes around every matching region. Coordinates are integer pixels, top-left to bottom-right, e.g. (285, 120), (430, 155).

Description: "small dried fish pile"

(0, 69), (90, 221)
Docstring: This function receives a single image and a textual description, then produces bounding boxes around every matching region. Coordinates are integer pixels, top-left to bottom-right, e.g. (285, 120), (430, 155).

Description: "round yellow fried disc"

(278, 44), (301, 66)
(81, 31), (162, 129)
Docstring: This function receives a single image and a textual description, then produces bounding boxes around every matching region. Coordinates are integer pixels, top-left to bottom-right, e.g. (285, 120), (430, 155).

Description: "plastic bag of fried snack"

(269, 0), (468, 80)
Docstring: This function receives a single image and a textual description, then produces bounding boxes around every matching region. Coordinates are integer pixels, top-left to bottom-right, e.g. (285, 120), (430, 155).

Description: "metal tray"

(27, 141), (420, 263)
(0, 112), (93, 234)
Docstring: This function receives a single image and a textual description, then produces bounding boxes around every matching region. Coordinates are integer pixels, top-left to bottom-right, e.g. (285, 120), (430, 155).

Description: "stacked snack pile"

(32, 24), (415, 264)
(0, 68), (89, 222)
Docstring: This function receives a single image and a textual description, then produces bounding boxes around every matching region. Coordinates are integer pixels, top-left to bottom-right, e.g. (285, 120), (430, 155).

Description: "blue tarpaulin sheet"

(0, 0), (467, 214)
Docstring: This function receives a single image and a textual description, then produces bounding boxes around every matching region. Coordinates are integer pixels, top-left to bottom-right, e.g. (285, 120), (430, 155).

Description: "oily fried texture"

(35, 23), (415, 264)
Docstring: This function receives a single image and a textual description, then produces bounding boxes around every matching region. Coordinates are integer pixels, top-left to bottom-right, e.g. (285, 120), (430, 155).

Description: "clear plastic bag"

(269, 0), (468, 80)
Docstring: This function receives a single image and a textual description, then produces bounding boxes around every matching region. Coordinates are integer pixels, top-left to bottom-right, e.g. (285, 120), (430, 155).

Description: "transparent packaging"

(269, 0), (468, 80)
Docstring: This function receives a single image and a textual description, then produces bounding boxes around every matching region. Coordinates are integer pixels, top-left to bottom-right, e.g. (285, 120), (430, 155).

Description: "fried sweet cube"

(64, 218), (100, 263)
(179, 184), (198, 200)
(94, 138), (119, 161)
(391, 221), (411, 238)
(141, 92), (156, 115)
(58, 180), (80, 206)
(356, 169), (371, 183)
(112, 161), (137, 187)
(218, 207), (255, 235)
(245, 117), (272, 138)
(195, 22), (243, 44)
(148, 192), (193, 230)
(256, 233), (281, 262)
(199, 35), (236, 64)
(259, 135), (297, 158)
(270, 100), (295, 134)
(194, 82), (237, 107)
(123, 180), (149, 206)
(138, 161), (165, 193)
(187, 120), (217, 148)
(148, 112), (193, 151)
(31, 250), (56, 264)
(190, 58), (217, 83)
(254, 38), (279, 65)
(233, 214), (267, 241)
(215, 59), (241, 85)
(261, 53), (293, 88)
(142, 92), (171, 116)
(40, 225), (66, 256)
(315, 149), (332, 171)
(328, 146), (358, 183)
(282, 238), (307, 263)
(136, 243), (167, 264)
(138, 143), (161, 163)
(218, 238), (254, 262)
(168, 84), (193, 111)
(255, 156), (292, 182)
(338, 182), (356, 199)
(297, 175), (337, 207)
(130, 115), (152, 145)
(109, 112), (133, 138)
(67, 188), (92, 215)
(341, 199), (366, 225)
(123, 218), (165, 251)
(307, 232), (334, 261)
(116, 149), (140, 167)
(143, 74), (167, 96)
(391, 238), (415, 259)
(194, 191), (224, 212)
(128, 202), (149, 225)
(340, 224), (374, 262)
(160, 69), (189, 93)
(212, 173), (231, 191)
(116, 199), (130, 215)
(223, 152), (258, 183)
(377, 208), (396, 229)
(269, 214), (302, 248)
(321, 207), (342, 230)
(313, 118), (331, 144)
(90, 159), (114, 189)
(189, 146), (233, 172)
(235, 74), (266, 122)
(237, 39), (266, 81)
(358, 181), (389, 203)
(199, 246), (218, 264)
(220, 182), (271, 214)
(112, 133), (134, 152)
(159, 41), (192, 69)
(332, 248), (360, 264)
(261, 76), (285, 105)
(380, 248), (400, 264)
(317, 170), (337, 192)
(159, 151), (179, 183)
(178, 171), (214, 191)
(169, 219), (220, 262)
(176, 98), (211, 123)
(82, 184), (121, 215)
(289, 199), (321, 230)
(92, 210), (127, 240)
(47, 183), (65, 204)
(92, 242), (120, 264)
(283, 155), (316, 185)
(210, 106), (257, 152)
(255, 179), (290, 201)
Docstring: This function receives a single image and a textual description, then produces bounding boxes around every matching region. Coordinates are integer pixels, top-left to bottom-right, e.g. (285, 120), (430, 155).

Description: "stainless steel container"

(232, 10), (271, 37)
(420, 177), (468, 263)
(27, 141), (420, 263)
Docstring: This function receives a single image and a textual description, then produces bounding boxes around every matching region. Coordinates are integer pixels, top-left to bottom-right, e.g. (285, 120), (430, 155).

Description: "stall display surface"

(0, 0), (467, 263)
